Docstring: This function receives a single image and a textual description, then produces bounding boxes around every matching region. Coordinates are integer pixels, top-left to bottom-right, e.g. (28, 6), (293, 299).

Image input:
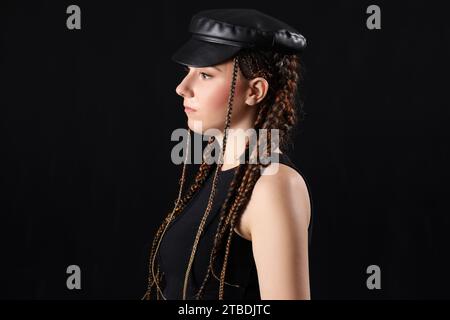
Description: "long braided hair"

(143, 48), (304, 300)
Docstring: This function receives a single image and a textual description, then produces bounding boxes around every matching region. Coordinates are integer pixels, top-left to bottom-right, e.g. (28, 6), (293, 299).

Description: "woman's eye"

(200, 72), (212, 79)
(181, 67), (211, 79)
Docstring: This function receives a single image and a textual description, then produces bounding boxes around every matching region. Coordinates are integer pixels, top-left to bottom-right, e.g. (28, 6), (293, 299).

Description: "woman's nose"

(176, 79), (193, 98)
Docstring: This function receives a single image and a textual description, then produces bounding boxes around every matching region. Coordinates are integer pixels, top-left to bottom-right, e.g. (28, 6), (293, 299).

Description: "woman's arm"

(246, 163), (312, 300)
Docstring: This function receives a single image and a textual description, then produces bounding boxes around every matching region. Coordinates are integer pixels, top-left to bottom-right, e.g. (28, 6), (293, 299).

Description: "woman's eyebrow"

(188, 66), (222, 72)
(209, 66), (222, 72)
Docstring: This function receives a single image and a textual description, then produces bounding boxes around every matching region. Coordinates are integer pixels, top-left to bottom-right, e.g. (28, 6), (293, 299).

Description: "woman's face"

(175, 59), (251, 134)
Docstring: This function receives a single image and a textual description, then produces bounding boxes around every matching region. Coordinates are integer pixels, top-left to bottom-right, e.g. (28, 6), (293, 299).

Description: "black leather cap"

(172, 9), (307, 67)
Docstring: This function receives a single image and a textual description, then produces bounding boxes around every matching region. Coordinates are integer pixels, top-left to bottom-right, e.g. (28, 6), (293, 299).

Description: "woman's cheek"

(194, 86), (226, 131)
(205, 83), (231, 111)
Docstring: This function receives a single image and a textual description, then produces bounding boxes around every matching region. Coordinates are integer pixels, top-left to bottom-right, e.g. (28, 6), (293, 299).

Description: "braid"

(218, 163), (261, 298)
(142, 131), (214, 300)
(263, 53), (300, 149)
(194, 160), (248, 299)
(181, 56), (240, 300)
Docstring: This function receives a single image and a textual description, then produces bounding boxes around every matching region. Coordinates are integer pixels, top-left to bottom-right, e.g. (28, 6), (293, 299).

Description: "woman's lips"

(184, 105), (197, 112)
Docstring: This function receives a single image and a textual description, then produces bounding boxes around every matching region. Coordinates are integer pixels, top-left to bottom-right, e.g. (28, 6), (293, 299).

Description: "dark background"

(0, 0), (448, 299)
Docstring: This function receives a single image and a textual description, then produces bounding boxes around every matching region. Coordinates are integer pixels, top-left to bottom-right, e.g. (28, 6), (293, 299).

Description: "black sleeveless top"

(157, 153), (314, 300)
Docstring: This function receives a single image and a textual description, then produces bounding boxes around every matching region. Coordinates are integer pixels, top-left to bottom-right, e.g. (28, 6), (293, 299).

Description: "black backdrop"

(1, 0), (449, 299)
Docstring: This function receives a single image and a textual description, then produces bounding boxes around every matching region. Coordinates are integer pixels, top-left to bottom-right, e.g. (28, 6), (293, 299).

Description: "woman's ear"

(245, 77), (269, 106)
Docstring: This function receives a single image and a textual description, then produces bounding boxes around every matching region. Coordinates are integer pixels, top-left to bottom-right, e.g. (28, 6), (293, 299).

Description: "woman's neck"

(214, 128), (282, 171)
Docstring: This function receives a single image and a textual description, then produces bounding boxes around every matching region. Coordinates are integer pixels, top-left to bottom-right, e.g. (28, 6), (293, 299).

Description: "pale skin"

(175, 58), (311, 300)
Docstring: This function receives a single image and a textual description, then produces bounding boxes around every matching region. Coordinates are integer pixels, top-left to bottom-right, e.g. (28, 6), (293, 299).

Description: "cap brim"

(171, 37), (242, 68)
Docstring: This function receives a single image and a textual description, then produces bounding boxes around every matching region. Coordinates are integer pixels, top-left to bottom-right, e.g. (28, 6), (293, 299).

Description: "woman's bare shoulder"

(245, 162), (312, 236)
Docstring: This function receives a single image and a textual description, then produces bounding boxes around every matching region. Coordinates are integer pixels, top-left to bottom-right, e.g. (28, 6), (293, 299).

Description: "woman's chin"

(187, 119), (221, 136)
(186, 119), (202, 134)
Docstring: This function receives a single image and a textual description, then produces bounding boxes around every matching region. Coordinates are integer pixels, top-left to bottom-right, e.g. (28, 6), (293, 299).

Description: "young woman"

(143, 9), (313, 300)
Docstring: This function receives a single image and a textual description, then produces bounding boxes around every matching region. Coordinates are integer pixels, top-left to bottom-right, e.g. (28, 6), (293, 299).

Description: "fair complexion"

(175, 59), (268, 169)
(175, 58), (311, 299)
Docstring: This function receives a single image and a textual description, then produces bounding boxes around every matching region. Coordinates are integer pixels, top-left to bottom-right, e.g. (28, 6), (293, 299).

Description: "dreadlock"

(143, 48), (304, 300)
